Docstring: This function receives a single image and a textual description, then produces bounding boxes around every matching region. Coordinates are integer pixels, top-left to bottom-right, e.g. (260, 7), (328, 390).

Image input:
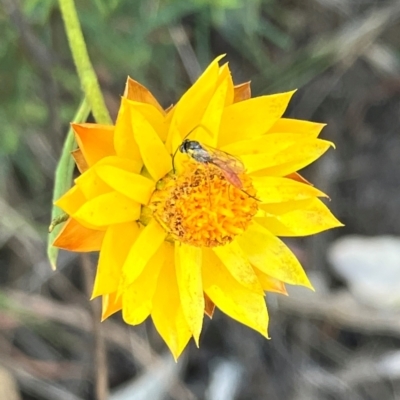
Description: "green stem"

(47, 97), (91, 270)
(58, 0), (112, 125)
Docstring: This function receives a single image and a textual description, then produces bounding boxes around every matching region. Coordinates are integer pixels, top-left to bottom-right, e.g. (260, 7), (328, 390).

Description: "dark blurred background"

(2, 0), (400, 399)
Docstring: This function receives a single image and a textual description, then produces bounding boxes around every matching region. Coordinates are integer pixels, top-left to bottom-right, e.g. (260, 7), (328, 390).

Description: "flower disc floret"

(150, 162), (258, 247)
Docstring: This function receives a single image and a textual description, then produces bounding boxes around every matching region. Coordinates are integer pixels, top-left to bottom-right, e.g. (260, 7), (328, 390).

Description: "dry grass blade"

(5, 290), (197, 400)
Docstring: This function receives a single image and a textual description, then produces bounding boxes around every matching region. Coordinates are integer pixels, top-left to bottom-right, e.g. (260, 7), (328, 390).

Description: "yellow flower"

(53, 56), (342, 360)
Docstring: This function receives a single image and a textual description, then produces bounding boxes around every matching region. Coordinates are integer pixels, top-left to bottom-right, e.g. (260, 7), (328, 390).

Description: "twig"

(5, 290), (197, 400)
(81, 254), (109, 400)
(278, 289), (400, 337)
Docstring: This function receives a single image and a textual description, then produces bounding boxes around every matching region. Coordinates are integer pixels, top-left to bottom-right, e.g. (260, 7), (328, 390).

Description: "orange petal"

(71, 149), (88, 173)
(101, 292), (122, 321)
(286, 172), (312, 185)
(204, 294), (215, 319)
(53, 218), (105, 251)
(124, 77), (165, 115)
(72, 123), (115, 166)
(151, 243), (192, 360)
(92, 222), (140, 298)
(233, 82), (251, 103)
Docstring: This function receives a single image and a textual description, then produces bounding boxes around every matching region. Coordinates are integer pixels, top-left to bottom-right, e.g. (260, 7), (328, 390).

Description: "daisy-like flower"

(53, 56), (342, 360)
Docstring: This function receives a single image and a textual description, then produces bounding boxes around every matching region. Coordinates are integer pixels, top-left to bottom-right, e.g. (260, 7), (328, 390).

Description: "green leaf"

(47, 98), (91, 270)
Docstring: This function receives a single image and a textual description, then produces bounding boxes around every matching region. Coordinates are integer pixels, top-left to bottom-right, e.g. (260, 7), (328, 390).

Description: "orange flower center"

(149, 162), (258, 247)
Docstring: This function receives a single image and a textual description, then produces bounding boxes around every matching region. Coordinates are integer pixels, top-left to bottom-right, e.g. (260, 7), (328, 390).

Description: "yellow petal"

(233, 81), (251, 103)
(114, 97), (142, 162)
(95, 165), (155, 205)
(167, 55), (224, 147)
(252, 176), (327, 204)
(218, 90), (296, 147)
(101, 292), (122, 321)
(212, 241), (264, 294)
(217, 63), (234, 107)
(126, 99), (168, 142)
(121, 219), (167, 288)
(73, 192), (141, 228)
(202, 248), (269, 337)
(55, 185), (86, 215)
(72, 123), (115, 166)
(237, 221), (313, 289)
(152, 243), (192, 360)
(195, 70), (230, 147)
(258, 198), (312, 216)
(75, 168), (111, 200)
(257, 198), (343, 236)
(124, 77), (165, 115)
(268, 118), (326, 137)
(94, 155), (142, 174)
(176, 244), (204, 345)
(53, 218), (105, 252)
(130, 106), (171, 181)
(243, 139), (333, 175)
(122, 243), (166, 325)
(92, 222), (140, 298)
(221, 131), (319, 156)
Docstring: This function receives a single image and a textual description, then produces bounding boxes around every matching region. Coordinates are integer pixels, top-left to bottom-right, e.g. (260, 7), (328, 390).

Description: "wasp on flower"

(172, 125), (257, 200)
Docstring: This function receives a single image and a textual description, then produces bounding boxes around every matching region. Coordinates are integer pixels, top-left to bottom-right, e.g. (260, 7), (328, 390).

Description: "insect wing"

(201, 144), (245, 174)
(188, 145), (212, 163)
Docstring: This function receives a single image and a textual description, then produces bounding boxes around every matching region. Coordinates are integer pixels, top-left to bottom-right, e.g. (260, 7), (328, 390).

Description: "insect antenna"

(171, 145), (180, 174)
(240, 188), (260, 201)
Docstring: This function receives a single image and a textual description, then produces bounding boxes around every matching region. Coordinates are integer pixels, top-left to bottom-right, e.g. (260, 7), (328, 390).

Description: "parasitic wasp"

(172, 126), (258, 200)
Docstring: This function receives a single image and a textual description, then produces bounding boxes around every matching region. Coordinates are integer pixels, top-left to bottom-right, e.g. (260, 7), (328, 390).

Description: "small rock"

(328, 235), (400, 309)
